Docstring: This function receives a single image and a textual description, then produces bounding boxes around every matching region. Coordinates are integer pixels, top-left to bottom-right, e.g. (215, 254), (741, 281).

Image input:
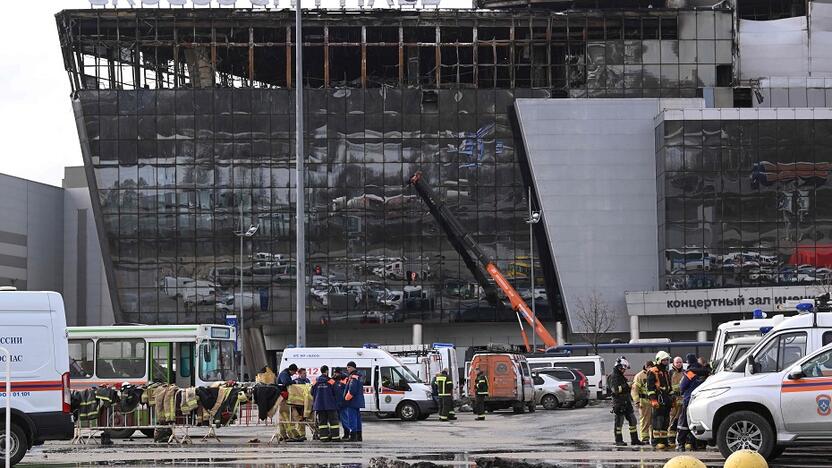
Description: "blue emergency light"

(752, 309), (766, 319)
(796, 302), (814, 313)
(759, 326), (773, 334)
(363, 343), (379, 348)
(432, 342), (455, 348)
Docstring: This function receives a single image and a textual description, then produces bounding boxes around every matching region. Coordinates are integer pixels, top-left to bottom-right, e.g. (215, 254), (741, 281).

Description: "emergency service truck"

(280, 346), (437, 421)
(0, 291), (73, 466)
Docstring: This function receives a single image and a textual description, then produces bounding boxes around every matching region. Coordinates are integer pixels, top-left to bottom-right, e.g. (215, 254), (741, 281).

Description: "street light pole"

(527, 186), (541, 353)
(239, 201), (245, 380)
(295, 0), (306, 348)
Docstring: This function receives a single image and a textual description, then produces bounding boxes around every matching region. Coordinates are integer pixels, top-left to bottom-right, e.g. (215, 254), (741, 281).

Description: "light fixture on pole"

(295, 0), (307, 348)
(234, 207), (259, 381)
(526, 186), (542, 353)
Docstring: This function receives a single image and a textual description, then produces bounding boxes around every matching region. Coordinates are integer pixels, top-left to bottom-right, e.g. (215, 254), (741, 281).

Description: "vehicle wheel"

(575, 399), (589, 408)
(397, 401), (420, 422)
(541, 394), (559, 410)
(716, 410), (775, 459)
(512, 403), (525, 414)
(527, 401), (536, 413)
(1, 423), (28, 467)
(105, 428), (136, 439)
(140, 429), (156, 438)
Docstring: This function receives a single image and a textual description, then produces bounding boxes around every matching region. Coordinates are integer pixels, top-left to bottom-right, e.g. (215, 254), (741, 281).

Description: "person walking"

(343, 361), (365, 441)
(667, 356), (685, 446)
(630, 360), (654, 444)
(647, 351), (673, 450)
(311, 365), (340, 442)
(276, 363), (303, 442)
(473, 368), (489, 421)
(676, 353), (709, 451)
(607, 357), (643, 447)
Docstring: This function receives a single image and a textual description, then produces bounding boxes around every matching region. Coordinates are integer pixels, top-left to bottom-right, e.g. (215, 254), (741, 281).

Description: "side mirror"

(787, 365), (805, 380)
(745, 355), (755, 375)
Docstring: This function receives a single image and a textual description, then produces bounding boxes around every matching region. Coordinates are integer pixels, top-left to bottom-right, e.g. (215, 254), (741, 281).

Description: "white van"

(710, 313), (789, 365)
(527, 355), (606, 399)
(280, 346), (437, 421)
(0, 291), (73, 466)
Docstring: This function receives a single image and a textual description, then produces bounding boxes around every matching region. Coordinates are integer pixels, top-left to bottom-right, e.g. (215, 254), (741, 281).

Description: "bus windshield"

(199, 340), (236, 382)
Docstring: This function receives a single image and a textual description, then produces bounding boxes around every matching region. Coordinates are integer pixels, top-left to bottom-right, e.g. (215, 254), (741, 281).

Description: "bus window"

(199, 340), (237, 382)
(150, 343), (172, 383)
(97, 339), (146, 379)
(69, 339), (94, 379)
(180, 343), (193, 378)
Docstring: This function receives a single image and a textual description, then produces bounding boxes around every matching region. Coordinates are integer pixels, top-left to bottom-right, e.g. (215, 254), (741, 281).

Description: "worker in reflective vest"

(473, 368), (489, 421)
(432, 369), (455, 421)
(647, 351), (673, 450)
(630, 360), (654, 444)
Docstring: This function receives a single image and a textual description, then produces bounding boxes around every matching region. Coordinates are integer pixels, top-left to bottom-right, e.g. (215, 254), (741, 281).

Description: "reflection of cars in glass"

(181, 280), (218, 307)
(215, 292), (258, 312)
(207, 267), (243, 287)
(532, 372), (575, 410)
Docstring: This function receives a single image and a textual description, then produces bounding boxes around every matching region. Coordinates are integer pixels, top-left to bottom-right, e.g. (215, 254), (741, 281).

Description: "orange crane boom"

(409, 171), (557, 351)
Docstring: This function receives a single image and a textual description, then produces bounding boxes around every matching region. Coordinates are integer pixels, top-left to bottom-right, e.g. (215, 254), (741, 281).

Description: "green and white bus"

(67, 324), (237, 390)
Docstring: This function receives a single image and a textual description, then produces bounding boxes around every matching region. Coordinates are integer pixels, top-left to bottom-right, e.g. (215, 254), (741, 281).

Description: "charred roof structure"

(57, 7), (732, 95)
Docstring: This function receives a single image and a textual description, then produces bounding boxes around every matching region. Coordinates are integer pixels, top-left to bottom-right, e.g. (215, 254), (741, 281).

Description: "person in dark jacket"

(343, 361), (365, 441)
(607, 356), (643, 447)
(332, 368), (350, 441)
(647, 351), (673, 450)
(276, 363), (302, 442)
(294, 368), (311, 384)
(312, 365), (340, 442)
(473, 368), (489, 421)
(676, 353), (710, 451)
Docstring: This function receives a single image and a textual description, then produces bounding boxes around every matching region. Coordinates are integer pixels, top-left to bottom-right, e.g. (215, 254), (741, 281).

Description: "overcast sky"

(1, 0), (468, 187)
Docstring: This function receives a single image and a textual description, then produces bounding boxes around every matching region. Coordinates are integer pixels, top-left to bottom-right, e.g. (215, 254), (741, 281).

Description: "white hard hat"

(615, 356), (630, 370)
(655, 351), (671, 363)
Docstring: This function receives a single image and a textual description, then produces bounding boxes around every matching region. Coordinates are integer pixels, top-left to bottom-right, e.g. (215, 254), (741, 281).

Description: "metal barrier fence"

(71, 393), (317, 446)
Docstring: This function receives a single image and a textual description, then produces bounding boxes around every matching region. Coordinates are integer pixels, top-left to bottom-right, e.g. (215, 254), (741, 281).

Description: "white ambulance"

(280, 346), (437, 421)
(0, 291), (73, 466)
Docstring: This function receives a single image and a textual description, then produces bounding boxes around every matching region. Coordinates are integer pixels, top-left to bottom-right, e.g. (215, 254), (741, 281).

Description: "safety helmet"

(615, 356), (630, 370)
(655, 351), (671, 363)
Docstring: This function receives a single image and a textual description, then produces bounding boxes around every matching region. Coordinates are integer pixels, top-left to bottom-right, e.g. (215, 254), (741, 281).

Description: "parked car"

(535, 367), (590, 408)
(532, 372), (574, 410)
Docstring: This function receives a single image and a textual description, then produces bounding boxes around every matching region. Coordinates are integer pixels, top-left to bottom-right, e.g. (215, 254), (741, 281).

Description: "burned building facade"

(57, 6), (734, 345)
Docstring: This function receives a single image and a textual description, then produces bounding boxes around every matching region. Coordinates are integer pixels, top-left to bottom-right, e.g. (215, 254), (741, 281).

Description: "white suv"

(688, 341), (832, 460)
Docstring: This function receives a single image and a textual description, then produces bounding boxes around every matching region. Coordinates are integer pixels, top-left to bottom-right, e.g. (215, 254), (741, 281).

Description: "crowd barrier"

(71, 393), (317, 446)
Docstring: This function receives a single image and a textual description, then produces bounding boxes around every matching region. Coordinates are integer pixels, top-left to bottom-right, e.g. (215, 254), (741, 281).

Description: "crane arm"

(409, 171), (557, 350)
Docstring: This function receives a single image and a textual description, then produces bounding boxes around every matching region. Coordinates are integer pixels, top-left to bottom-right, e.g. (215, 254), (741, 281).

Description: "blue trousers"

(339, 408), (350, 433)
(344, 407), (362, 433)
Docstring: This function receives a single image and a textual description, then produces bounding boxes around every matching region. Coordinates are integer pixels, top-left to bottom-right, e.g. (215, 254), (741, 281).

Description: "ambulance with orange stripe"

(688, 296), (832, 460)
(0, 291), (73, 466)
(280, 346), (437, 421)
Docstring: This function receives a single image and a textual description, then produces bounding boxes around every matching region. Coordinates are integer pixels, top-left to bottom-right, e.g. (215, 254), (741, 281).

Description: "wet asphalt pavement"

(19, 402), (832, 467)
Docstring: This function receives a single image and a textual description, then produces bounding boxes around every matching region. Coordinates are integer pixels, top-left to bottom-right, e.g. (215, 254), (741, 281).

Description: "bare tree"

(574, 291), (616, 354)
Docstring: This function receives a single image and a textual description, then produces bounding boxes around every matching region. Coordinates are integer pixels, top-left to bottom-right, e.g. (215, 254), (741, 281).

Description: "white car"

(532, 373), (574, 409)
(688, 341), (832, 460)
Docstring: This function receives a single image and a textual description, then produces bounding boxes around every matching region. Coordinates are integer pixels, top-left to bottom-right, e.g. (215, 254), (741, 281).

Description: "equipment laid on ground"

(409, 172), (556, 352)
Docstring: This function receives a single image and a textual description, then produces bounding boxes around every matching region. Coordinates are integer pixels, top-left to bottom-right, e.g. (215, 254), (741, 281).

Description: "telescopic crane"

(409, 171), (557, 351)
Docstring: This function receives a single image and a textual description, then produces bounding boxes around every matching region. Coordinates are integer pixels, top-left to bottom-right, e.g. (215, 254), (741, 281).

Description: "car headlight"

(692, 387), (730, 401)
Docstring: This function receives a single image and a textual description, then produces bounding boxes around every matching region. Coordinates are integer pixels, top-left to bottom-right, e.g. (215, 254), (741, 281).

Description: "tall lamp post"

(295, 0), (307, 348)
(235, 204), (259, 381)
(526, 187), (542, 352)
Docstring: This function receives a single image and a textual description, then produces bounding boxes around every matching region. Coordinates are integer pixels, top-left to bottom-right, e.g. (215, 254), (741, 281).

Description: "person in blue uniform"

(311, 365), (340, 442)
(343, 361), (365, 441)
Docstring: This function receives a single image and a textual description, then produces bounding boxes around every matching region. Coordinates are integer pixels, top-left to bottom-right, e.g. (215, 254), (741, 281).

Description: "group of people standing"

(431, 368), (490, 421)
(608, 352), (710, 451)
(276, 362), (365, 442)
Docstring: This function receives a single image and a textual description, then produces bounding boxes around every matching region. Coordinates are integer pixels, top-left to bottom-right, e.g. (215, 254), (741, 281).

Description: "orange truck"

(468, 351), (536, 413)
